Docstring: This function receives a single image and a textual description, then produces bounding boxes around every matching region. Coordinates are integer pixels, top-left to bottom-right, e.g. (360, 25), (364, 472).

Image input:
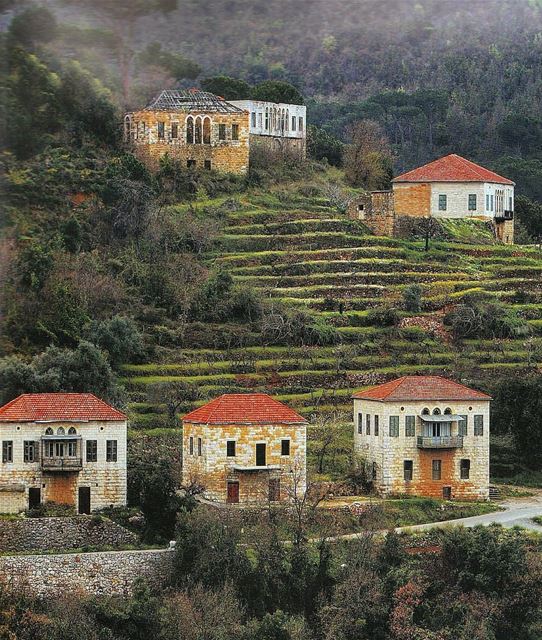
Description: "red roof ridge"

(0, 393), (126, 422)
(353, 375), (491, 402)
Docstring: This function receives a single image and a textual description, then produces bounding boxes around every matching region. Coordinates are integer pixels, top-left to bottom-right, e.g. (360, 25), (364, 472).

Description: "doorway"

(442, 486), (452, 500)
(256, 443), (267, 467)
(78, 486), (91, 514)
(227, 481), (239, 504)
(268, 478), (280, 501)
(28, 487), (41, 509)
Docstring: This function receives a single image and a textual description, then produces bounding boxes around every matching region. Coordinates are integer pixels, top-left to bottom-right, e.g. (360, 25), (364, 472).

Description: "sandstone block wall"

(347, 191), (396, 236)
(0, 548), (174, 598)
(0, 516), (138, 553)
(393, 183), (431, 217)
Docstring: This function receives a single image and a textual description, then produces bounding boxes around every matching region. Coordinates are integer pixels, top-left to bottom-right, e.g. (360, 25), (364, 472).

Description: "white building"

(353, 376), (491, 501)
(229, 99), (306, 156)
(0, 393), (127, 514)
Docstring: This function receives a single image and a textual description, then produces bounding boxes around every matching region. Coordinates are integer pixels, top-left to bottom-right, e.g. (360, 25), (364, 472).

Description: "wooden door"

(78, 486), (91, 514)
(256, 443), (267, 467)
(442, 486), (452, 500)
(268, 478), (280, 502)
(227, 481), (239, 504)
(28, 487), (41, 509)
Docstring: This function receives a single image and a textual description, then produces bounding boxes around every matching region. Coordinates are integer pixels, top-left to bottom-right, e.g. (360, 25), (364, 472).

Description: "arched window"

(195, 116), (202, 144)
(444, 408), (452, 415)
(186, 116), (194, 144)
(68, 427), (77, 435)
(45, 427), (53, 435)
(57, 427), (65, 435)
(285, 109), (289, 132)
(124, 115), (132, 142)
(432, 408), (441, 415)
(202, 117), (211, 144)
(422, 408), (430, 415)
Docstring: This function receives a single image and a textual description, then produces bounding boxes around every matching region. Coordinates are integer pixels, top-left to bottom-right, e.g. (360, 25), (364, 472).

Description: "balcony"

(41, 457), (82, 471)
(417, 436), (463, 449)
(495, 210), (513, 222)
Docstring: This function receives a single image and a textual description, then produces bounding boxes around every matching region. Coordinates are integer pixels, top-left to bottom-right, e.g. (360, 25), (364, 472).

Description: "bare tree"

(343, 120), (394, 190)
(148, 380), (199, 425)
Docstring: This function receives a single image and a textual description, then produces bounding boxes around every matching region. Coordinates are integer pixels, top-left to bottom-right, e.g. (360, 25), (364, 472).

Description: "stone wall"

(0, 548), (174, 598)
(347, 191), (396, 236)
(393, 183), (431, 217)
(0, 516), (138, 553)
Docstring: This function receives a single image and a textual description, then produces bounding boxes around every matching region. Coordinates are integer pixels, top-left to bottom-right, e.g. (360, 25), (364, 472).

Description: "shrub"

(402, 284), (423, 312)
(445, 296), (530, 339)
(367, 306), (400, 327)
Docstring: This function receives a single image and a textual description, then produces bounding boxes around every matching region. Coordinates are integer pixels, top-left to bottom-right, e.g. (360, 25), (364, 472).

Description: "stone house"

(124, 89), (250, 174)
(229, 99), (306, 157)
(352, 376), (491, 500)
(0, 393), (127, 514)
(182, 393), (307, 504)
(349, 154), (515, 243)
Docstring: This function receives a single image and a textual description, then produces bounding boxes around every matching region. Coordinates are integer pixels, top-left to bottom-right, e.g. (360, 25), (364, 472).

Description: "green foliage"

(402, 284), (423, 313)
(85, 316), (144, 368)
(515, 195), (542, 240)
(8, 5), (58, 47)
(366, 306), (400, 327)
(306, 125), (344, 166)
(138, 42), (201, 80)
(201, 75), (252, 100)
(251, 80), (304, 105)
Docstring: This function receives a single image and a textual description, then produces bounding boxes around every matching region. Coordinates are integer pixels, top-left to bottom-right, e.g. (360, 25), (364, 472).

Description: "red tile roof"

(0, 393), (126, 422)
(393, 154), (514, 185)
(182, 393), (307, 425)
(352, 376), (491, 402)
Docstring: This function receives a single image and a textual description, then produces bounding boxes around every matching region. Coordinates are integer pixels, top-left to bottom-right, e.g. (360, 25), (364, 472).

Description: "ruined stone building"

(0, 394), (127, 514)
(353, 376), (491, 501)
(349, 154), (515, 243)
(182, 393), (307, 504)
(229, 99), (307, 157)
(124, 89), (250, 174)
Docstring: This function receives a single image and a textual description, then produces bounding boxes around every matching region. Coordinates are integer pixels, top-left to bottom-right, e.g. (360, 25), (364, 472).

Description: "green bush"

(366, 306), (400, 327)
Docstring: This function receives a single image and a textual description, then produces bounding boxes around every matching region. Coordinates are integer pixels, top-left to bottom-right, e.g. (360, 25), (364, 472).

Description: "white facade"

(229, 100), (306, 140)
(0, 419), (127, 514)
(430, 182), (514, 219)
(353, 398), (490, 500)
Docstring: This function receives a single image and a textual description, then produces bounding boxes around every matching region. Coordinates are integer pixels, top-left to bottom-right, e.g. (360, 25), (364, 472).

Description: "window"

(460, 459), (470, 479)
(432, 459), (442, 480)
(374, 415), (379, 436)
(474, 415), (484, 436)
(157, 121), (165, 140)
(232, 123), (239, 140)
(124, 115), (132, 142)
(389, 416), (399, 437)
(189, 436), (194, 455)
(67, 441), (77, 457)
(458, 415), (468, 436)
(195, 116), (202, 144)
(357, 412), (362, 434)
(187, 159), (196, 168)
(438, 194), (447, 211)
(490, 194), (494, 211)
(106, 440), (117, 462)
(86, 440), (97, 462)
(218, 123), (226, 140)
(281, 439), (290, 456)
(468, 194), (477, 211)
(204, 160), (212, 170)
(509, 196), (513, 211)
(372, 462), (377, 480)
(226, 440), (236, 457)
(251, 112), (256, 127)
(202, 117), (211, 144)
(405, 415), (415, 437)
(68, 427), (77, 435)
(2, 441), (13, 463)
(433, 408), (441, 415)
(186, 116), (194, 143)
(171, 123), (178, 139)
(422, 407), (430, 415)
(57, 427), (65, 435)
(292, 115), (296, 131)
(486, 194), (490, 211)
(366, 414), (371, 435)
(298, 116), (304, 132)
(258, 113), (262, 127)
(198, 437), (202, 456)
(45, 427), (53, 435)
(265, 108), (269, 130)
(403, 460), (413, 481)
(24, 441), (37, 463)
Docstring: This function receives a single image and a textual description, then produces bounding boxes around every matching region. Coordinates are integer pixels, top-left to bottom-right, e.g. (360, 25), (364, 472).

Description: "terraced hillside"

(122, 188), (542, 431)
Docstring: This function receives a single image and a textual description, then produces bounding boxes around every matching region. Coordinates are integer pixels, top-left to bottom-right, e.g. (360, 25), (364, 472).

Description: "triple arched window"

(186, 116), (212, 144)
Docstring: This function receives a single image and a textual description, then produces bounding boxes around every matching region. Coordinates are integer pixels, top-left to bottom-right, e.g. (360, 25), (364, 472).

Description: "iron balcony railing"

(41, 457), (83, 471)
(495, 210), (514, 222)
(417, 436), (463, 449)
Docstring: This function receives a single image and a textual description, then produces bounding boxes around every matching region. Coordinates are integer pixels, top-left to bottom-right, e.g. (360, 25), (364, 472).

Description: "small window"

(444, 408), (452, 415)
(486, 194), (490, 211)
(194, 116), (202, 144)
(298, 116), (303, 132)
(490, 194), (494, 211)
(432, 459), (442, 480)
(389, 416), (399, 437)
(374, 415), (379, 436)
(86, 440), (97, 462)
(226, 440), (236, 457)
(189, 436), (194, 455)
(258, 113), (263, 127)
(460, 459), (470, 479)
(57, 427), (65, 435)
(265, 108), (269, 130)
(2, 441), (13, 463)
(372, 461), (377, 480)
(458, 415), (468, 436)
(187, 159), (196, 168)
(281, 439), (290, 456)
(251, 112), (256, 127)
(291, 115), (296, 131)
(204, 160), (212, 170)
(202, 117), (211, 144)
(403, 460), (413, 481)
(365, 414), (371, 436)
(474, 415), (484, 436)
(171, 123), (178, 139)
(186, 116), (194, 143)
(218, 123), (226, 140)
(357, 412), (362, 434)
(24, 441), (37, 463)
(45, 427), (53, 435)
(468, 194), (477, 211)
(232, 123), (239, 141)
(422, 407), (430, 415)
(157, 121), (165, 140)
(509, 196), (513, 211)
(433, 408), (441, 415)
(405, 415), (415, 437)
(68, 427), (77, 435)
(106, 440), (117, 462)
(438, 194), (447, 211)
(198, 437), (202, 456)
